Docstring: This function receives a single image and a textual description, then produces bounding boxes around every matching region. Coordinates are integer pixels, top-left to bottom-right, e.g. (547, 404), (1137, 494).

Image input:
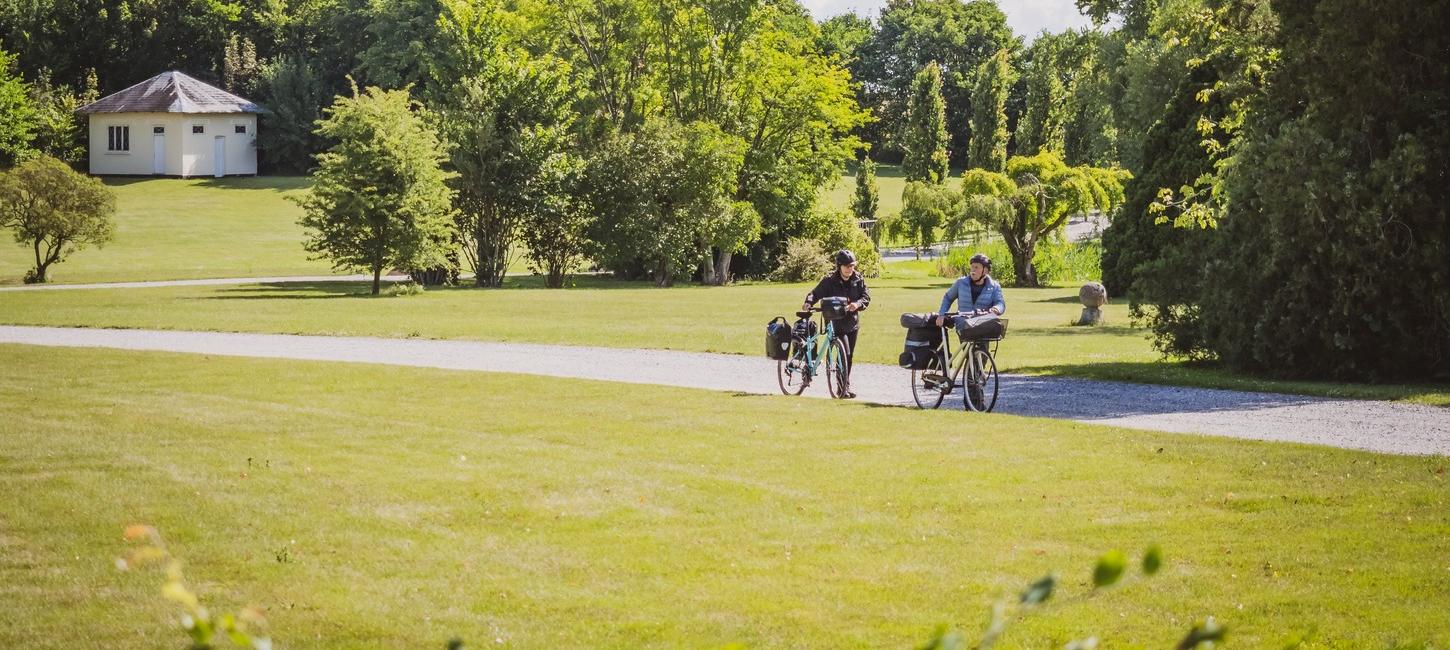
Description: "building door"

(213, 137), (226, 177)
(152, 134), (165, 174)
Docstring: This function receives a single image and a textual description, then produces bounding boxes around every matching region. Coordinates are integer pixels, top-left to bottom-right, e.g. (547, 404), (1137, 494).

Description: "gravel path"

(2, 325), (1446, 456)
(0, 274), (412, 292)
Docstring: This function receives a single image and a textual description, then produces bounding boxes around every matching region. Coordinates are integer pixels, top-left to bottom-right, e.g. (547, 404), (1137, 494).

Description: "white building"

(77, 71), (266, 177)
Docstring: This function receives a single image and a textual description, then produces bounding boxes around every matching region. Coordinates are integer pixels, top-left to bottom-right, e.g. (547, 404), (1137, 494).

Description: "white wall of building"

(88, 112), (258, 177)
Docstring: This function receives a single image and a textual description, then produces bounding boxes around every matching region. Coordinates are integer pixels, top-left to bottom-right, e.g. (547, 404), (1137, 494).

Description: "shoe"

(842, 390), (857, 399)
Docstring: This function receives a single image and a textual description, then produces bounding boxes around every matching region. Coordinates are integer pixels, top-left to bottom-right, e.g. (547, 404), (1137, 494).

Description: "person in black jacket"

(802, 249), (871, 398)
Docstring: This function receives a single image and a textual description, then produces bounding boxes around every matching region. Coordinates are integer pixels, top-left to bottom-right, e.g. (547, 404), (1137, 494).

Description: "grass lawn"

(0, 177), (339, 286)
(2, 262), (1447, 405)
(1, 344), (1447, 647)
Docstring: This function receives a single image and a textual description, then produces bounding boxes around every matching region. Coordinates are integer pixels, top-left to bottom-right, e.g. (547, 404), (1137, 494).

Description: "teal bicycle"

(776, 305), (852, 399)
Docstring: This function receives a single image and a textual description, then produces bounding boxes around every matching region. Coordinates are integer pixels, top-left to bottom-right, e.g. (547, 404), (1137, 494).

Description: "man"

(803, 249), (871, 399)
(936, 252), (1005, 327)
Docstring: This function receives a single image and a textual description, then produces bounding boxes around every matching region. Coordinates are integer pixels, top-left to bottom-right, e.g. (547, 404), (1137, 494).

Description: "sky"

(799, 0), (1098, 38)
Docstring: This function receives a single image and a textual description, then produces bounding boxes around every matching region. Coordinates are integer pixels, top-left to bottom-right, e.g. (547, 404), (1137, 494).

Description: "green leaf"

(918, 626), (966, 650)
(1093, 550), (1127, 587)
(1175, 617), (1227, 649)
(1019, 573), (1056, 605)
(1143, 544), (1164, 575)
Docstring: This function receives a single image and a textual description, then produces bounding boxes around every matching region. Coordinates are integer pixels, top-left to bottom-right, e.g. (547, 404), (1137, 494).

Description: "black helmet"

(834, 249), (857, 266)
(969, 253), (992, 270)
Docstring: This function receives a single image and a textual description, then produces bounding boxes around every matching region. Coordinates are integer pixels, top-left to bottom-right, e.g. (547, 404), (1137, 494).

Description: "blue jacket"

(939, 275), (1006, 315)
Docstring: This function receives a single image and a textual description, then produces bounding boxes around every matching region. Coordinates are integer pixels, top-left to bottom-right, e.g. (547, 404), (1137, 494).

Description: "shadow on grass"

(198, 282), (377, 300)
(1011, 361), (1450, 406)
(1029, 294), (1131, 305)
(1007, 325), (1143, 337)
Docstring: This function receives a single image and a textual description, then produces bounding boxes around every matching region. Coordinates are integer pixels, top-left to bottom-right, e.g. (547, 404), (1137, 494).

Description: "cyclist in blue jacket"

(936, 253), (1005, 327)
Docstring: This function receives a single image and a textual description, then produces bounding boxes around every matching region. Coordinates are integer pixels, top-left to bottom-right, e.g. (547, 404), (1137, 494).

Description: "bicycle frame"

(793, 315), (838, 380)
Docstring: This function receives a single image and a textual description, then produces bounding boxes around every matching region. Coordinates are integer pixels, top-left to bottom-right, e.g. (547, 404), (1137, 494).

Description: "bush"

(770, 237), (833, 282)
(936, 239), (1101, 287)
(803, 208), (881, 277)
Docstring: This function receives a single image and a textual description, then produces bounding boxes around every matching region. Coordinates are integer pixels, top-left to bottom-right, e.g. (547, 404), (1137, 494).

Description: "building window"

(192, 125), (205, 134)
(107, 126), (130, 152)
(234, 124), (247, 134)
(153, 126), (165, 134)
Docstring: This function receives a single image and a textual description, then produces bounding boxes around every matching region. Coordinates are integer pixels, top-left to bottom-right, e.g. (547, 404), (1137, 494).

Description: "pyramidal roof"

(77, 71), (267, 115)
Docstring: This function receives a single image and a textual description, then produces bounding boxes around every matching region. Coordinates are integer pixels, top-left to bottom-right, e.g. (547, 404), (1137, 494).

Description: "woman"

(802, 249), (871, 399)
(936, 252), (1005, 327)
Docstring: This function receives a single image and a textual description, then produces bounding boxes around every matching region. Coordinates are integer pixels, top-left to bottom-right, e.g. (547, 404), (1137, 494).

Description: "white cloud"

(801, 0), (1096, 39)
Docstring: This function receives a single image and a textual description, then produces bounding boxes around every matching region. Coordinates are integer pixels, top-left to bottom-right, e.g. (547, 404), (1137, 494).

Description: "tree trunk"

(711, 250), (733, 286)
(546, 263), (564, 289)
(371, 265), (382, 295)
(1009, 239), (1038, 287)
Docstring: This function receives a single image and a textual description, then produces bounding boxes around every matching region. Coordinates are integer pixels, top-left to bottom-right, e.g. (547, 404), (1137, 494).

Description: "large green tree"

(851, 156), (879, 224)
(0, 45), (37, 167)
(902, 61), (949, 183)
(297, 84), (456, 295)
(864, 0), (1017, 165)
(256, 56), (324, 173)
(968, 49), (1013, 172)
(583, 119), (744, 286)
(0, 155), (115, 283)
(429, 0), (579, 288)
(961, 151), (1128, 286)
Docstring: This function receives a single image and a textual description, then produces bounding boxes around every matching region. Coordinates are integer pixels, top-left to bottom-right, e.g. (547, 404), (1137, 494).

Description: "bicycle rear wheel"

(777, 341), (809, 395)
(909, 355), (949, 409)
(962, 345), (1000, 412)
(825, 338), (850, 399)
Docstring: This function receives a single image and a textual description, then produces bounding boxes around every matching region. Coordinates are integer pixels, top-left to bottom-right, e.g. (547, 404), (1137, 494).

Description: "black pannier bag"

(765, 316), (792, 360)
(955, 313), (1005, 341)
(898, 312), (943, 369)
(820, 296), (851, 321)
(792, 317), (818, 340)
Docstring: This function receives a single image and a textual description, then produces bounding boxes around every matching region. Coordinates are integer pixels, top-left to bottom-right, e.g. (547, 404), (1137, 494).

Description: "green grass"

(819, 162), (910, 218)
(1, 344), (1447, 647)
(0, 177), (338, 285)
(2, 262), (1446, 405)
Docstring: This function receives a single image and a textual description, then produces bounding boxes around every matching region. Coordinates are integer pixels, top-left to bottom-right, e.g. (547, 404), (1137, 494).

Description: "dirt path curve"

(2, 325), (1446, 456)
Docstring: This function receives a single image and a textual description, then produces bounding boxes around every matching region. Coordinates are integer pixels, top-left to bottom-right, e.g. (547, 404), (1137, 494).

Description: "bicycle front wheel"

(962, 346), (1000, 412)
(825, 338), (851, 399)
(777, 342), (809, 396)
(909, 356), (949, 409)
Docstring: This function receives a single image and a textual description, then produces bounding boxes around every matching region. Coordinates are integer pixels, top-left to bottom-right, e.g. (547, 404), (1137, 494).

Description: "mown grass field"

(0, 177), (335, 285)
(2, 344), (1447, 647)
(2, 264), (1447, 405)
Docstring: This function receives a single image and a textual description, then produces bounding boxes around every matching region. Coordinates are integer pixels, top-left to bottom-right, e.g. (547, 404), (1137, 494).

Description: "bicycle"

(909, 311), (1007, 412)
(776, 306), (852, 399)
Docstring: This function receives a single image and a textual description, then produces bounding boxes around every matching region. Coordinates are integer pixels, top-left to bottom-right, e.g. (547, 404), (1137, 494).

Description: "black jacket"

(805, 271), (871, 332)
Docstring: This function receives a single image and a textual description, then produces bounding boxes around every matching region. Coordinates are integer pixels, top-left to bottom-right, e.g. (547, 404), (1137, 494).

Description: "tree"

(968, 49), (1013, 172)
(961, 151), (1128, 286)
(1016, 33), (1073, 156)
(902, 61), (949, 184)
(221, 33), (260, 96)
(0, 45), (37, 167)
(584, 120), (744, 286)
(850, 157), (879, 226)
(864, 0), (1017, 165)
(257, 57), (325, 174)
(28, 69), (93, 166)
(519, 153), (591, 288)
(430, 0), (579, 288)
(901, 180), (957, 258)
(0, 155), (114, 283)
(297, 84), (456, 295)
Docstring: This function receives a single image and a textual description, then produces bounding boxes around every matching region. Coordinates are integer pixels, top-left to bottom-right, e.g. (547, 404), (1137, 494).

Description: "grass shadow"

(197, 281), (378, 300)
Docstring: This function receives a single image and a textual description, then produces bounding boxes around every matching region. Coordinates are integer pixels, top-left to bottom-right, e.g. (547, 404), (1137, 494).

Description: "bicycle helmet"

(834, 249), (858, 266)
(969, 253), (992, 270)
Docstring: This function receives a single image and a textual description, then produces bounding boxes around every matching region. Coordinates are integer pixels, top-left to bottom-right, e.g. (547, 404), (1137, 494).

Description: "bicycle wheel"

(777, 341), (809, 395)
(962, 345), (1000, 412)
(909, 354), (949, 409)
(825, 338), (851, 399)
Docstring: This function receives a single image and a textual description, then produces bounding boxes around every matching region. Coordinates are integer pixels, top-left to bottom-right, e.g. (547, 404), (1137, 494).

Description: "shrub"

(769, 237), (833, 282)
(937, 239), (1101, 287)
(803, 208), (881, 277)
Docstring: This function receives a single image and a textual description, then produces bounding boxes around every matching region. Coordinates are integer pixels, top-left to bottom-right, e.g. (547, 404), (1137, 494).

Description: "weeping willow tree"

(959, 151), (1129, 286)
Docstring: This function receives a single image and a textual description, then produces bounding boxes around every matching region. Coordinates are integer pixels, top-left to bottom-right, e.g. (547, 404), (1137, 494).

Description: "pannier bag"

(765, 316), (792, 360)
(820, 296), (851, 321)
(955, 313), (1005, 341)
(793, 317), (818, 340)
(898, 312), (943, 369)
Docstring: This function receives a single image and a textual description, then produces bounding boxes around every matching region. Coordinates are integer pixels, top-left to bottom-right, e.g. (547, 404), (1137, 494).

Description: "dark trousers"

(835, 329), (858, 372)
